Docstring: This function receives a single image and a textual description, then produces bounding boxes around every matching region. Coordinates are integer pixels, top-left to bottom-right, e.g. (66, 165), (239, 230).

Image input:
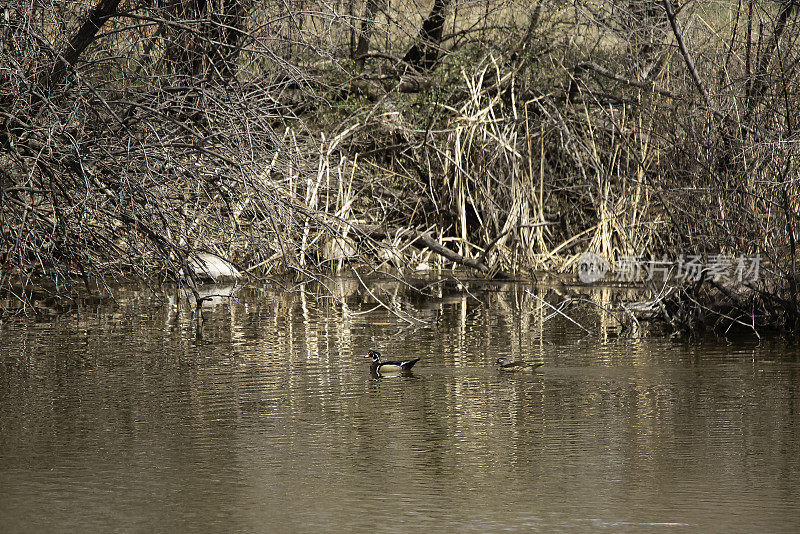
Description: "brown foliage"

(1, 1), (799, 329)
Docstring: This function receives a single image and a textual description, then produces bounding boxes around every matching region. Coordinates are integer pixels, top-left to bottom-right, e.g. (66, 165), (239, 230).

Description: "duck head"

(366, 350), (382, 363)
(496, 357), (508, 365)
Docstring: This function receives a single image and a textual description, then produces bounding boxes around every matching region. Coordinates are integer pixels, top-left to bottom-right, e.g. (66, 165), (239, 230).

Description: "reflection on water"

(1, 276), (799, 532)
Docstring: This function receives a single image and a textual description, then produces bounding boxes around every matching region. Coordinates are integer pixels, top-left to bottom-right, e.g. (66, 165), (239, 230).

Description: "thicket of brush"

(1, 1), (799, 329)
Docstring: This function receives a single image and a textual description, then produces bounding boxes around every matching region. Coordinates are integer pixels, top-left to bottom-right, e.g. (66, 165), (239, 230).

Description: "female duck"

(365, 350), (420, 376)
(496, 357), (544, 371)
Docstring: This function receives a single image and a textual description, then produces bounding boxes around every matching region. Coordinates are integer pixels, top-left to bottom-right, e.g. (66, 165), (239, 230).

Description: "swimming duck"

(365, 350), (420, 376)
(496, 357), (544, 371)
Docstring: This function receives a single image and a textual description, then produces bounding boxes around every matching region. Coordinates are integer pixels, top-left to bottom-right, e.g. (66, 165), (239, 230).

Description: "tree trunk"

(207, 0), (246, 81)
(353, 0), (380, 72)
(42, 0), (121, 90)
(163, 0), (209, 79)
(626, 0), (666, 63)
(402, 0), (452, 72)
(744, 0), (794, 123)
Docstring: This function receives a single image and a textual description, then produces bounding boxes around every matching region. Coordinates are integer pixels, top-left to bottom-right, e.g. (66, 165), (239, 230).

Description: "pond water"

(1, 276), (799, 533)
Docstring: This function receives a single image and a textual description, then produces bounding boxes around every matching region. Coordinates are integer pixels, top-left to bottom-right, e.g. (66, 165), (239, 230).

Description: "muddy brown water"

(1, 277), (799, 532)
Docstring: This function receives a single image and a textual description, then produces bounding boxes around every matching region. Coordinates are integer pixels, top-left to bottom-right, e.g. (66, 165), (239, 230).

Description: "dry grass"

(2, 0), (800, 326)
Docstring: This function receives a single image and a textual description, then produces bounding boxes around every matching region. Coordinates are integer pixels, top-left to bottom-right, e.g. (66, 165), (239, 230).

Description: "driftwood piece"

(355, 224), (501, 277)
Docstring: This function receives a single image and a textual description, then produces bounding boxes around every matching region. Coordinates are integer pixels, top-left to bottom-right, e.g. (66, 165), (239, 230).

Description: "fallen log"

(354, 224), (502, 278)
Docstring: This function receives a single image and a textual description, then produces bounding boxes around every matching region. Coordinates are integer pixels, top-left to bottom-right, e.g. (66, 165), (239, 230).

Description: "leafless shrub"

(1, 0), (799, 330)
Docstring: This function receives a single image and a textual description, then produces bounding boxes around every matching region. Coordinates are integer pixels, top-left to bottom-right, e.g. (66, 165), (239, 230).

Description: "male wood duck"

(365, 350), (420, 376)
(496, 357), (544, 371)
